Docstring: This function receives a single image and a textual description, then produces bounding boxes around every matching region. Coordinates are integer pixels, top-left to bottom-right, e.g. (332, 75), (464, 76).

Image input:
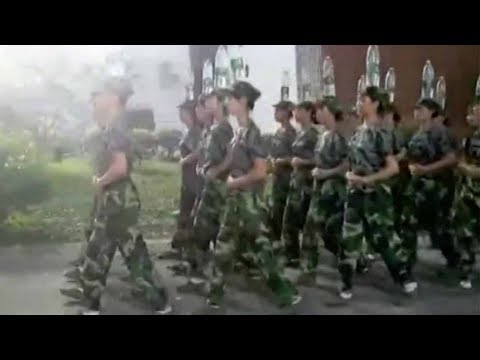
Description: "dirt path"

(0, 240), (478, 315)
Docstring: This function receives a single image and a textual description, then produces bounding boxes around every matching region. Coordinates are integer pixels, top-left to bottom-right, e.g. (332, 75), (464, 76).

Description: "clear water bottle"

(202, 59), (214, 94)
(476, 75), (480, 97)
(281, 70), (290, 101)
(421, 60), (435, 99)
(435, 76), (446, 110)
(385, 67), (396, 103)
(229, 45), (245, 82)
(215, 45), (231, 89)
(185, 68), (194, 101)
(323, 56), (336, 97)
(357, 74), (366, 101)
(366, 45), (380, 87)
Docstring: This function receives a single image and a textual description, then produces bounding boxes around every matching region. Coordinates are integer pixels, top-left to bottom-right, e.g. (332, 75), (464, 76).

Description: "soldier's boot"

(60, 287), (85, 301)
(64, 267), (82, 282)
(338, 262), (354, 300)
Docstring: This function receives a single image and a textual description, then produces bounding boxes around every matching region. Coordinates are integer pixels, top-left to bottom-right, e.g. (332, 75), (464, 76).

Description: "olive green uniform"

(301, 130), (348, 273)
(269, 124), (297, 241)
(62, 113), (169, 311)
(399, 124), (460, 274)
(453, 129), (480, 281)
(340, 124), (408, 290)
(281, 126), (318, 263)
(208, 121), (298, 307)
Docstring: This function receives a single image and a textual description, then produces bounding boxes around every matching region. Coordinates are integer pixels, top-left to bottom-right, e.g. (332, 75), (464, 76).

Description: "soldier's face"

(383, 112), (395, 130)
(414, 106), (430, 122)
(294, 108), (308, 124)
(227, 96), (243, 117)
(318, 107), (334, 129)
(195, 105), (207, 123)
(467, 104), (480, 127)
(205, 96), (219, 115)
(274, 108), (288, 122)
(359, 95), (375, 117)
(179, 109), (194, 128)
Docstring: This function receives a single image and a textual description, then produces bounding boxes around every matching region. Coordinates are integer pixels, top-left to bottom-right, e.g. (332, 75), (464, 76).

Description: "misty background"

(0, 45), (297, 134)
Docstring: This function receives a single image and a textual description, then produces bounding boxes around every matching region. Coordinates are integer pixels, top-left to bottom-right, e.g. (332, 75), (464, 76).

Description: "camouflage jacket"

(230, 120), (267, 182)
(201, 119), (234, 176)
(179, 125), (202, 158)
(291, 126), (318, 161)
(348, 123), (393, 176)
(269, 123), (297, 159)
(407, 124), (453, 166)
(314, 129), (348, 170)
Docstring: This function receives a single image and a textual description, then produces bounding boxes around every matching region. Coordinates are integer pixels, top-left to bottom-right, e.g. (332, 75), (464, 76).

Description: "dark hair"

(297, 101), (317, 123)
(416, 98), (441, 119)
(361, 86), (388, 116)
(315, 97), (344, 122)
(384, 103), (401, 124)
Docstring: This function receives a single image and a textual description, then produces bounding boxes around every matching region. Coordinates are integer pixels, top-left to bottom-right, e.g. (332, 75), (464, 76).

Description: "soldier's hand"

(226, 176), (238, 190)
(291, 157), (303, 168)
(346, 171), (363, 187)
(92, 176), (104, 194)
(409, 164), (426, 176)
(312, 167), (326, 179)
(205, 168), (217, 180)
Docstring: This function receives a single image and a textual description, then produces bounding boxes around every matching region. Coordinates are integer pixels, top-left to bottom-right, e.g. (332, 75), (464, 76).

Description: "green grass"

(0, 158), (181, 245)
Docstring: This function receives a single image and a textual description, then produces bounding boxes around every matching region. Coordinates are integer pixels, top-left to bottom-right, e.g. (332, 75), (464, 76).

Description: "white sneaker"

(155, 304), (173, 315)
(339, 288), (353, 300)
(403, 281), (418, 294)
(189, 277), (205, 285)
(366, 253), (376, 261)
(291, 295), (303, 306)
(82, 310), (100, 315)
(460, 280), (472, 289)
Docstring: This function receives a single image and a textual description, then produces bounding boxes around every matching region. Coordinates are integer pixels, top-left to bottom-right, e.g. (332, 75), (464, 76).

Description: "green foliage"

(0, 127), (51, 223)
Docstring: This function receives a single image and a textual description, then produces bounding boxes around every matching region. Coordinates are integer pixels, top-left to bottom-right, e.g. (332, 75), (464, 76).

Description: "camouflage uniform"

(281, 126), (318, 263)
(300, 130), (348, 273)
(190, 120), (233, 253)
(452, 129), (480, 281)
(171, 125), (202, 248)
(269, 123), (297, 241)
(399, 124), (459, 274)
(62, 113), (169, 311)
(340, 124), (407, 290)
(208, 121), (298, 307)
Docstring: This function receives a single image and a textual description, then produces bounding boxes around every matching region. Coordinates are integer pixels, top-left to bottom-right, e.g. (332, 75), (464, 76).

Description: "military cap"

(92, 77), (134, 102)
(273, 100), (295, 112)
(177, 99), (196, 110)
(415, 98), (442, 113)
(225, 81), (261, 103)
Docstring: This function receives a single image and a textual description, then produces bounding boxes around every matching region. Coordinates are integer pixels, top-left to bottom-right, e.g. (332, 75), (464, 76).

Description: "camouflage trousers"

(269, 170), (292, 241)
(171, 166), (200, 249)
(79, 180), (168, 308)
(340, 185), (406, 288)
(399, 176), (459, 273)
(190, 179), (228, 253)
(300, 177), (345, 273)
(281, 170), (313, 261)
(451, 180), (480, 280)
(208, 190), (297, 307)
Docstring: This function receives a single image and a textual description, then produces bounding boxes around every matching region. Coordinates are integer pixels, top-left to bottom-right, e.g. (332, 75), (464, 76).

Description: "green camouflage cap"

(225, 81), (261, 103)
(273, 100), (295, 112)
(92, 77), (134, 102)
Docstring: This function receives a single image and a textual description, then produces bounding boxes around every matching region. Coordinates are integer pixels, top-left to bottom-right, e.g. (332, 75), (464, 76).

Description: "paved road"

(0, 240), (478, 315)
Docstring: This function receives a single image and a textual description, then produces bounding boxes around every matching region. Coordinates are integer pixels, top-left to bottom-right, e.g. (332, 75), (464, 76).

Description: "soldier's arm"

(97, 152), (128, 187)
(422, 128), (458, 174)
(180, 152), (199, 166)
(228, 158), (267, 191)
(363, 155), (399, 185)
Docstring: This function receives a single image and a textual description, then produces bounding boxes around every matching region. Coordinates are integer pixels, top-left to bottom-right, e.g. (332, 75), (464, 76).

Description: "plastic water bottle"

(323, 56), (336, 97)
(366, 45), (380, 87)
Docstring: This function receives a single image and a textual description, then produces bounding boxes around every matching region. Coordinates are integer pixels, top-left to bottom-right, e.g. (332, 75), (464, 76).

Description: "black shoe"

(64, 267), (82, 281)
(60, 287), (84, 301)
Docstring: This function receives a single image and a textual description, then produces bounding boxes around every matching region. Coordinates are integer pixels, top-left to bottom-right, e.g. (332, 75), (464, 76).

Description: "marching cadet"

(60, 77), (172, 315)
(281, 101), (319, 267)
(339, 86), (415, 300)
(399, 98), (460, 280)
(187, 89), (233, 277)
(300, 97), (348, 280)
(452, 99), (480, 289)
(383, 103), (409, 235)
(269, 100), (297, 242)
(207, 81), (301, 309)
(170, 99), (202, 251)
